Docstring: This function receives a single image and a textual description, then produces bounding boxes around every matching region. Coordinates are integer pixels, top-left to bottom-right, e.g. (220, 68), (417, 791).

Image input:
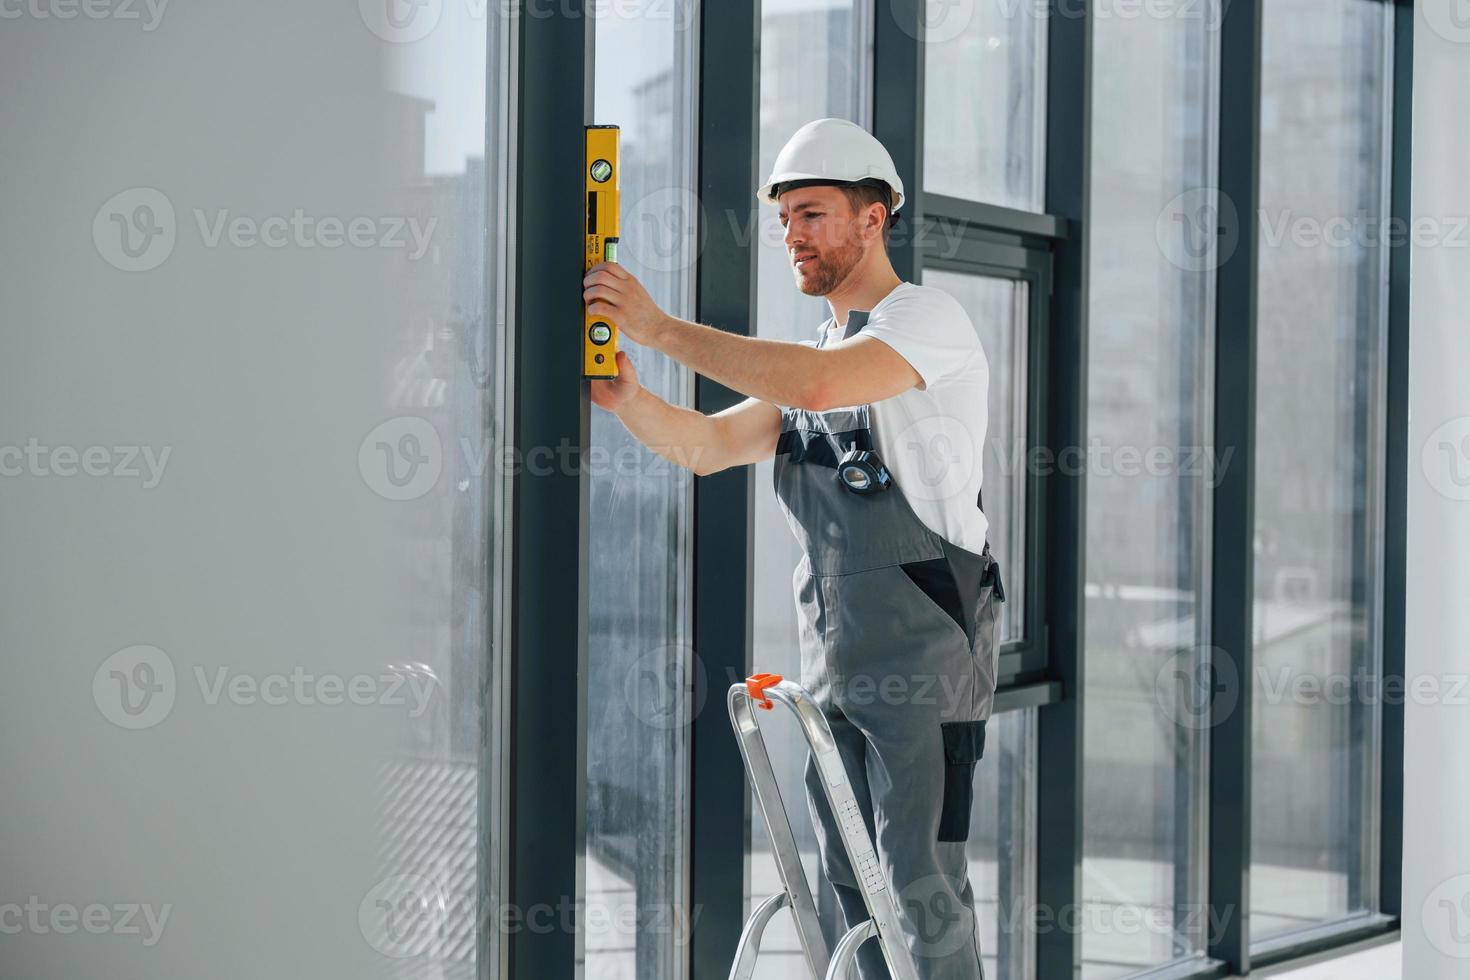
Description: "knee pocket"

(938, 720), (987, 842)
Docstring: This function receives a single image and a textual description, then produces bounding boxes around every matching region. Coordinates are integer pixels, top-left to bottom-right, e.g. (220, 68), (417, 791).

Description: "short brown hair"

(838, 182), (895, 246)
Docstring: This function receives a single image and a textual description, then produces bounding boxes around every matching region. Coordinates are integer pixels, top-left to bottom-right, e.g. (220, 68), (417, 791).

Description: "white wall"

(1403, 2), (1470, 977)
(0, 7), (485, 980)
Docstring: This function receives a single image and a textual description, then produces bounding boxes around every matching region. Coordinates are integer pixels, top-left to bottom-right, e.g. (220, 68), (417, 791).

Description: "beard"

(793, 236), (864, 296)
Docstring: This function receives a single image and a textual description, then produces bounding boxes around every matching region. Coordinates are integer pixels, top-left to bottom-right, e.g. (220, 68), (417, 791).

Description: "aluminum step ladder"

(727, 673), (921, 980)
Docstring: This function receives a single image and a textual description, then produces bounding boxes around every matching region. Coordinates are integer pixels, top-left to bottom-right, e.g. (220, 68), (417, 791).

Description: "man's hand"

(590, 350), (641, 413)
(582, 262), (669, 347)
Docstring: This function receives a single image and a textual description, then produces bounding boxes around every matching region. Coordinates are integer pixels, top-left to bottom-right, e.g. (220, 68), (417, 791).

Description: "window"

(972, 709), (1038, 980)
(914, 265), (1043, 980)
(923, 0), (1048, 211)
(366, 3), (510, 976)
(920, 271), (1029, 643)
(1080, 0), (1219, 974)
(586, 3), (700, 977)
(748, 2), (871, 973)
(1250, 0), (1392, 946)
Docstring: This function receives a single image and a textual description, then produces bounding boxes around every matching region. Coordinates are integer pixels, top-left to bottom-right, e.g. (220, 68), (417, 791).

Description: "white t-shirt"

(813, 280), (991, 554)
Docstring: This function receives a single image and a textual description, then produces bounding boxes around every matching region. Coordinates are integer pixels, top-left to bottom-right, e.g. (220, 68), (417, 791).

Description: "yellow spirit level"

(584, 125), (620, 379)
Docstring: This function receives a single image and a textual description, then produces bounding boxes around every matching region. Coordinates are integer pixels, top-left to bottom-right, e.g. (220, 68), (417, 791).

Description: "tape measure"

(585, 125), (620, 379)
(837, 449), (892, 495)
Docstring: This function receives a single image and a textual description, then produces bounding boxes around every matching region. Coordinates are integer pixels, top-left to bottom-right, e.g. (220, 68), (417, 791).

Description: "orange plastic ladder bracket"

(746, 673), (783, 710)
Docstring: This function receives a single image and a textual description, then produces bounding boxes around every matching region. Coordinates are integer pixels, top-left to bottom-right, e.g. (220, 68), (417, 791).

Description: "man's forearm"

(651, 316), (824, 409)
(613, 385), (727, 476)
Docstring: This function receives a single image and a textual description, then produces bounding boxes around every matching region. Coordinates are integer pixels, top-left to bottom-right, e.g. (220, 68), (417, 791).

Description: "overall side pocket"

(937, 719), (987, 842)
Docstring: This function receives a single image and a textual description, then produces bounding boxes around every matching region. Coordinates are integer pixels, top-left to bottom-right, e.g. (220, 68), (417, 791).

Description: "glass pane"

(971, 709), (1038, 980)
(749, 1), (870, 972)
(586, 2), (699, 977)
(923, 0), (1047, 210)
(750, 9), (1034, 968)
(757, 0), (872, 355)
(1250, 0), (1390, 944)
(920, 271), (1028, 644)
(1079, 0), (1219, 974)
(371, 10), (508, 979)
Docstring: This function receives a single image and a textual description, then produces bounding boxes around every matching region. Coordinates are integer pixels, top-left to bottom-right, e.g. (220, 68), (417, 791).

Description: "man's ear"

(866, 201), (889, 241)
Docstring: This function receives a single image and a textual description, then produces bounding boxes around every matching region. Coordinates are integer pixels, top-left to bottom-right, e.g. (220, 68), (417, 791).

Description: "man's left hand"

(582, 262), (668, 348)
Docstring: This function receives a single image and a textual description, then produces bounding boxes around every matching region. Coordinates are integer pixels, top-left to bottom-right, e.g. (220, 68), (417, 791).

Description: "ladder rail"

(727, 892), (792, 980)
(729, 684), (831, 979)
(729, 678), (922, 980)
(828, 919), (879, 980)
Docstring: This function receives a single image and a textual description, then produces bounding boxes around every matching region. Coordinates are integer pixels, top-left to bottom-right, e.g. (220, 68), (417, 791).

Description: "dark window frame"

(920, 217), (1056, 683)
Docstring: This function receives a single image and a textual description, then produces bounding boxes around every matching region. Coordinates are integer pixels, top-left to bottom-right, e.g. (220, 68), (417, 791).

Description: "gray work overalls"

(773, 309), (1005, 980)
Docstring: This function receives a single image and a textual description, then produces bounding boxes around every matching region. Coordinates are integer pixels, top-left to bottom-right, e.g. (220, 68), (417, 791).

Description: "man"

(583, 117), (1004, 980)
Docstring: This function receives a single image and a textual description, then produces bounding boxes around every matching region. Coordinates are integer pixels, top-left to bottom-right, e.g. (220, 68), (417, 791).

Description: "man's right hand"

(590, 352), (780, 476)
(590, 350), (642, 413)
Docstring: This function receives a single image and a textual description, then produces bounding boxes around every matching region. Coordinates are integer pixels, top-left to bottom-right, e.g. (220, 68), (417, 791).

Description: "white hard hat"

(757, 117), (905, 215)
